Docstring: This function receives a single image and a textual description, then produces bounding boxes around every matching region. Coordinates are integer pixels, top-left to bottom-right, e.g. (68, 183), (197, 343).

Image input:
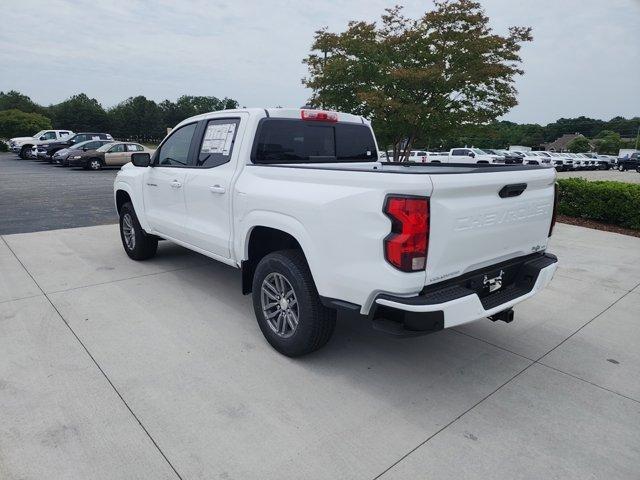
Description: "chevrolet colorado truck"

(114, 108), (559, 357)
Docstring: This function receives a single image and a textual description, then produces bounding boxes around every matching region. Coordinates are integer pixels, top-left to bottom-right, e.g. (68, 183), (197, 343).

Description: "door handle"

(170, 180), (182, 189)
(209, 185), (226, 194)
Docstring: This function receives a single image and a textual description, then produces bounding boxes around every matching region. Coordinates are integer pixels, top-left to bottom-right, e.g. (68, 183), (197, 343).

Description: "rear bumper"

(371, 252), (558, 335)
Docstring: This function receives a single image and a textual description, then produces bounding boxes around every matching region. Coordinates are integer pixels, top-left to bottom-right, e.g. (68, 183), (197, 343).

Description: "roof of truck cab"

(173, 108), (368, 129)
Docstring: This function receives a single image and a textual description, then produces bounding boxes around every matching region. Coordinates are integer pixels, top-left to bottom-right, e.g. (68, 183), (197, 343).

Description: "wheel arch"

(240, 217), (316, 295)
(114, 182), (151, 231)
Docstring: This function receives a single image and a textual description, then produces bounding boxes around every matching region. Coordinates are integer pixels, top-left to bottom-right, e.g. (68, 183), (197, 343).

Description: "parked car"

(37, 132), (113, 161)
(619, 152), (640, 171)
(9, 130), (73, 158)
(483, 149), (521, 164)
(576, 153), (596, 170)
(595, 154), (615, 170)
(494, 149), (524, 164)
(512, 151), (552, 167)
(617, 149), (639, 163)
(564, 153), (585, 169)
(408, 150), (449, 163)
(52, 139), (115, 166)
(449, 147), (504, 164)
(114, 108), (558, 356)
(69, 142), (152, 170)
(541, 151), (572, 171)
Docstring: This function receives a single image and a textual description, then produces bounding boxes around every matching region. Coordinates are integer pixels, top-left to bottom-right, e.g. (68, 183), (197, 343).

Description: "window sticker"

(201, 122), (237, 155)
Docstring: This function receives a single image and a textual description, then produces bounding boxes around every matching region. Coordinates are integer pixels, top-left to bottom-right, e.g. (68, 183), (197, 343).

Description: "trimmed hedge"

(557, 178), (640, 230)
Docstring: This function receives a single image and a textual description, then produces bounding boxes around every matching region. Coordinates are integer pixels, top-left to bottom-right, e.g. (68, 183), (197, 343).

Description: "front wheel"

(119, 202), (158, 260)
(252, 250), (336, 357)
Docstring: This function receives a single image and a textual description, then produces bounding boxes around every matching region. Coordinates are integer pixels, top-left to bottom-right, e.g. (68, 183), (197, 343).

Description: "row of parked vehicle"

(7, 130), (154, 170)
(381, 148), (621, 172)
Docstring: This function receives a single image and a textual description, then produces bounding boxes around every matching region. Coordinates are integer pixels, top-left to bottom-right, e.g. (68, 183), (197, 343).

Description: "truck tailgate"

(426, 168), (556, 285)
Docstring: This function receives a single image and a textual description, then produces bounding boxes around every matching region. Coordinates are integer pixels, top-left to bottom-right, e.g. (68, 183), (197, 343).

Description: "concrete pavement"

(1, 223), (639, 479)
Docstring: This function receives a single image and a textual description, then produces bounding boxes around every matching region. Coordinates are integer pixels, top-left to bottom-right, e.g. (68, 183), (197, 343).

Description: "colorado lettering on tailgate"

(453, 200), (551, 232)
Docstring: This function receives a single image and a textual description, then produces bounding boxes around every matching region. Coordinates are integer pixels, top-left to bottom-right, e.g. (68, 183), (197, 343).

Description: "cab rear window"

(252, 119), (377, 164)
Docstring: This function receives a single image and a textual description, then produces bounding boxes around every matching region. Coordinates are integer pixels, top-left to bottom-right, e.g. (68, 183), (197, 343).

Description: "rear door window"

(196, 119), (240, 167)
(252, 119), (377, 164)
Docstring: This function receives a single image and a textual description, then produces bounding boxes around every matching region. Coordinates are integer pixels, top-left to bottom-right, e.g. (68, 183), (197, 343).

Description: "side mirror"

(39, 136), (46, 141)
(82, 147), (88, 151)
(469, 152), (475, 158)
(131, 152), (151, 167)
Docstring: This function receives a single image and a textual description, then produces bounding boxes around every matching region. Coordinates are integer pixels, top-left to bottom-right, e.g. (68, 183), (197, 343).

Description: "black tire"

(119, 202), (158, 260)
(19, 146), (30, 159)
(252, 250), (336, 357)
(88, 158), (103, 170)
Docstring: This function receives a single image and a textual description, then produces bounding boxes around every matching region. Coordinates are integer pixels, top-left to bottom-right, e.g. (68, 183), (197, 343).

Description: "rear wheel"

(252, 250), (336, 357)
(119, 202), (158, 260)
(88, 158), (103, 170)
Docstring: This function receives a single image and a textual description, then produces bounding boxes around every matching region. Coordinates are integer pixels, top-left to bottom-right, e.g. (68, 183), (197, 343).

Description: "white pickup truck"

(113, 108), (559, 356)
(411, 148), (505, 165)
(9, 129), (74, 158)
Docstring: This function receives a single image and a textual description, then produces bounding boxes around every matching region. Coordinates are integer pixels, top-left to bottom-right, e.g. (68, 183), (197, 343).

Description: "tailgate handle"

(499, 183), (527, 198)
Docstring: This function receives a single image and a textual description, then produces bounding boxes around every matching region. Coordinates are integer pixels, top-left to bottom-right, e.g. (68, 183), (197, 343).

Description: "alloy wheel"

(122, 213), (136, 250)
(261, 272), (299, 338)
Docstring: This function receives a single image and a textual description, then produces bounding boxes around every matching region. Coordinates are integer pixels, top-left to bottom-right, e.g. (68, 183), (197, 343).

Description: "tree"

(0, 109), (52, 139)
(302, 1), (532, 161)
(49, 93), (109, 132)
(0, 90), (48, 116)
(159, 95), (239, 129)
(107, 96), (164, 142)
(592, 129), (621, 154)
(567, 136), (590, 153)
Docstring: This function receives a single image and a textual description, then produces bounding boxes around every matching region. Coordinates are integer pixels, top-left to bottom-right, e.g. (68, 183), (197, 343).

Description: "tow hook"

(489, 308), (514, 323)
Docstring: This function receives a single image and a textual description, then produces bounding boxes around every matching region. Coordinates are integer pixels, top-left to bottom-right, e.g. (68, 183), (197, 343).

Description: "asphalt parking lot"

(1, 222), (639, 478)
(0, 152), (118, 235)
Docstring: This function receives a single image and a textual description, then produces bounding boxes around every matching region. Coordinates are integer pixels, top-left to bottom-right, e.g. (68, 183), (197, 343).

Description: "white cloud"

(0, 0), (638, 123)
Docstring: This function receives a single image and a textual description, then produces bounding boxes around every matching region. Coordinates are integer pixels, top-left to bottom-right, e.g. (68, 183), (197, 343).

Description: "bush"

(0, 141), (8, 152)
(0, 109), (52, 138)
(558, 178), (640, 230)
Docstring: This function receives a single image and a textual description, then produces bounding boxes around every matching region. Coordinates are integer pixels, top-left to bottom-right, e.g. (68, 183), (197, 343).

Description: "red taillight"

(301, 109), (338, 122)
(549, 182), (559, 237)
(384, 196), (429, 272)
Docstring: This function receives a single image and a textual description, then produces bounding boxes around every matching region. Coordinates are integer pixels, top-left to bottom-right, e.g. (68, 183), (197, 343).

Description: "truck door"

(143, 122), (198, 240)
(181, 114), (247, 258)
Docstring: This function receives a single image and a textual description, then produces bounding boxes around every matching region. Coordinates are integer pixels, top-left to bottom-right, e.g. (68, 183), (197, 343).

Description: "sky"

(0, 0), (638, 125)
